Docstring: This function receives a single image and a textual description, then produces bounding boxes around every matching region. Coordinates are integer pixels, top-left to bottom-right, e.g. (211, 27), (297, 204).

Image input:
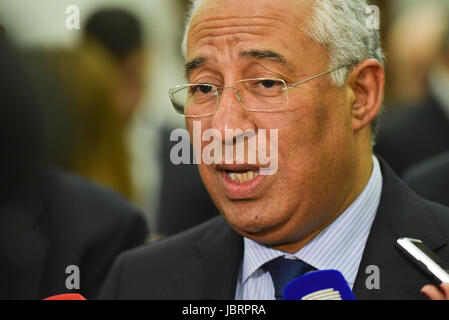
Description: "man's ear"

(347, 59), (385, 133)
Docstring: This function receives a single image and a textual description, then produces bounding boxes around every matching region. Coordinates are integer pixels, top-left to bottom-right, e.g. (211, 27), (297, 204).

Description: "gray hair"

(181, 0), (385, 139)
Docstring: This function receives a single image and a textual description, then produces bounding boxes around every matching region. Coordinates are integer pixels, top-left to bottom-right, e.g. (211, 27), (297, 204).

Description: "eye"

(190, 84), (214, 95)
(249, 79), (285, 93)
(259, 80), (278, 88)
(253, 79), (285, 90)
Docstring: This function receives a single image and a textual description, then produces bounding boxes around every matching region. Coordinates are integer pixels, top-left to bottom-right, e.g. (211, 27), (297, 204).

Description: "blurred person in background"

(375, 3), (449, 175)
(0, 37), (148, 300)
(42, 43), (135, 199)
(403, 151), (449, 207)
(83, 8), (147, 121)
(156, 128), (219, 237)
(386, 3), (449, 105)
(31, 8), (147, 201)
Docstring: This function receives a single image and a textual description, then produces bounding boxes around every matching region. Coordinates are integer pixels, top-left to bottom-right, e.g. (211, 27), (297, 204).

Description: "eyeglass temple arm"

(286, 64), (354, 90)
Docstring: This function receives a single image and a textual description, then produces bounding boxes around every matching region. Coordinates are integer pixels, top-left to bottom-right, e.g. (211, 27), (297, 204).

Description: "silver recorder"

(396, 237), (449, 285)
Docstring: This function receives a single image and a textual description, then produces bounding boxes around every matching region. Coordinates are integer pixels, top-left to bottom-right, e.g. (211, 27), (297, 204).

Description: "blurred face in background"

(185, 0), (366, 252)
(117, 48), (147, 120)
(388, 3), (449, 103)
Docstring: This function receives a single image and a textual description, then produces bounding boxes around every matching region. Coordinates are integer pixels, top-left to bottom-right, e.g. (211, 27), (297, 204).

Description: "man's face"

(185, 0), (359, 250)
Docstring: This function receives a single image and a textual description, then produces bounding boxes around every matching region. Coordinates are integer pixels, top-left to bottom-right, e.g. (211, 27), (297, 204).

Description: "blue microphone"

(283, 270), (356, 300)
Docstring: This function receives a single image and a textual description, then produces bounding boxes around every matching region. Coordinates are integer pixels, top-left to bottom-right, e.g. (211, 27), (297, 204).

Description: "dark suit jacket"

(0, 167), (149, 300)
(374, 96), (449, 176)
(99, 160), (449, 300)
(403, 151), (449, 207)
(157, 127), (219, 236)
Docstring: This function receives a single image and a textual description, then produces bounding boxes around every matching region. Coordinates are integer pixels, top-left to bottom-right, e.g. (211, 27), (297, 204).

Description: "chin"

(223, 206), (285, 237)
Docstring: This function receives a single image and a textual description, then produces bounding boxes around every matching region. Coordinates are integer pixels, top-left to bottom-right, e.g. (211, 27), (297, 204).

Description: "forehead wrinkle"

(195, 29), (267, 42)
(193, 22), (274, 33)
(192, 25), (274, 50)
(189, 14), (298, 48)
(188, 0), (317, 46)
(190, 15), (293, 34)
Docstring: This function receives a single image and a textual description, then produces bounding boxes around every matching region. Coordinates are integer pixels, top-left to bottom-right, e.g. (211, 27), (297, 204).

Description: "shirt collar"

(241, 155), (383, 287)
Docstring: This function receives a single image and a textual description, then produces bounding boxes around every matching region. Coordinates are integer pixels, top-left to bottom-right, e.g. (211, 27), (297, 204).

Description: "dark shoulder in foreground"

(42, 167), (142, 216)
(98, 215), (231, 299)
(41, 167), (149, 298)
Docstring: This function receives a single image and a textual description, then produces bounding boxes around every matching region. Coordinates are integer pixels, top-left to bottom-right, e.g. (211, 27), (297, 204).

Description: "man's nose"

(211, 86), (256, 144)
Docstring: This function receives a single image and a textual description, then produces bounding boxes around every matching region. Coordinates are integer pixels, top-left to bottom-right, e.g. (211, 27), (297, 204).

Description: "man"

(100, 0), (449, 300)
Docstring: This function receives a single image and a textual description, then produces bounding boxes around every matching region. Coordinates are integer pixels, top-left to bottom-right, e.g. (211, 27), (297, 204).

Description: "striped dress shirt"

(235, 156), (383, 300)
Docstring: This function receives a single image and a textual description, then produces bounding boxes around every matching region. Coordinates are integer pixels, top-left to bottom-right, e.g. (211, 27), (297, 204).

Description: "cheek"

(186, 118), (213, 149)
(275, 91), (351, 188)
(284, 88), (349, 153)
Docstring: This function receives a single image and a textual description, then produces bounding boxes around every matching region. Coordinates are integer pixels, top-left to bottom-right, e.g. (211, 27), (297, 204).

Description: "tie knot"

(262, 257), (316, 300)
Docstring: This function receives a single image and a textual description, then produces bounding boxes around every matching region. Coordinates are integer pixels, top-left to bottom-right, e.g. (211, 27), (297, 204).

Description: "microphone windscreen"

(43, 293), (87, 300)
(283, 269), (356, 300)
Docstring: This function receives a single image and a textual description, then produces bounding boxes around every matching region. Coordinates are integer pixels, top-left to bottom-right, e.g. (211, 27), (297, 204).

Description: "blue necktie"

(262, 256), (316, 300)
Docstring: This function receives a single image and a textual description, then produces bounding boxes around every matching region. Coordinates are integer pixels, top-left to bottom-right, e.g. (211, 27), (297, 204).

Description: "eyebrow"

(240, 50), (287, 64)
(183, 50), (287, 81)
(184, 57), (207, 80)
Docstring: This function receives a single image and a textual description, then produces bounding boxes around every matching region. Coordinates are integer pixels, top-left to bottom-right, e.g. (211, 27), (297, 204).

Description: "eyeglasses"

(168, 64), (352, 118)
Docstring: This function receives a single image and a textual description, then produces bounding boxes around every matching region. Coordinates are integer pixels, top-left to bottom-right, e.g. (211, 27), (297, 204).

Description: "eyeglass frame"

(168, 64), (354, 118)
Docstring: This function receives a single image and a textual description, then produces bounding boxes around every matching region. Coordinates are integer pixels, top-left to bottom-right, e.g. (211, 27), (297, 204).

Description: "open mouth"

(215, 164), (267, 199)
(216, 164), (262, 182)
(227, 170), (260, 183)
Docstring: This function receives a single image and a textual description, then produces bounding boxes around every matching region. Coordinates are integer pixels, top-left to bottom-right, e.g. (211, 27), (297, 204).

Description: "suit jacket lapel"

(353, 158), (447, 299)
(170, 216), (243, 299)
